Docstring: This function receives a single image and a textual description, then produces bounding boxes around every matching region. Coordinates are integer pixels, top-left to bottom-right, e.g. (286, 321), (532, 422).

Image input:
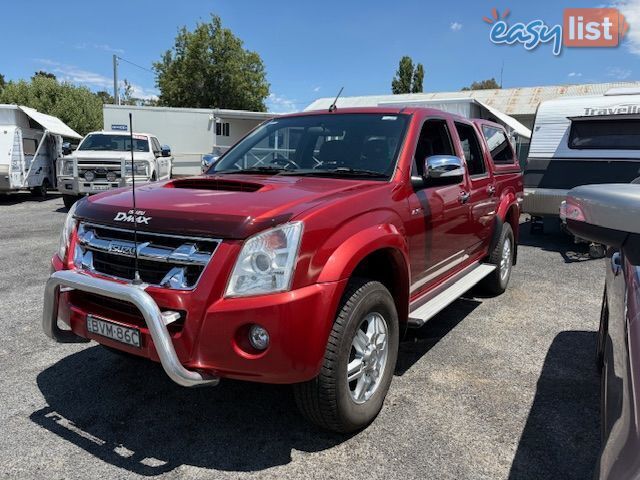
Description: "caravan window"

(481, 125), (515, 164)
(23, 138), (38, 156)
(569, 119), (640, 150)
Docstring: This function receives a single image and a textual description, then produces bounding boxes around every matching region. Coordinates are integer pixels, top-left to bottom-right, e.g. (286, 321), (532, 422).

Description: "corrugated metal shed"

(305, 82), (640, 116)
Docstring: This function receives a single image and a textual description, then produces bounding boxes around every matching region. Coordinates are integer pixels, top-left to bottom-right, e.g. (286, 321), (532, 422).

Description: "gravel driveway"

(0, 194), (603, 479)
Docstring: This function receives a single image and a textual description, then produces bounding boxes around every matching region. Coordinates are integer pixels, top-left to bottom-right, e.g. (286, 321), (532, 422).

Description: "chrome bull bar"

(43, 269), (219, 388)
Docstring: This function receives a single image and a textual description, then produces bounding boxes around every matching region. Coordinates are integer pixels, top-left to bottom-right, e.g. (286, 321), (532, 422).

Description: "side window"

(455, 122), (486, 176)
(216, 122), (230, 137)
(151, 137), (161, 155)
(481, 125), (515, 164)
(413, 119), (454, 176)
(23, 138), (38, 156)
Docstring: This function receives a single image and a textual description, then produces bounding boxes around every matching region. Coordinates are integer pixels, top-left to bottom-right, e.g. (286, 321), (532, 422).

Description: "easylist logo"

(485, 7), (630, 56)
(564, 8), (628, 47)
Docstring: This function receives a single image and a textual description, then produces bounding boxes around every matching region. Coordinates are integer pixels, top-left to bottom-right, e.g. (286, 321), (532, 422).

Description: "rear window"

(481, 125), (515, 164)
(569, 119), (640, 150)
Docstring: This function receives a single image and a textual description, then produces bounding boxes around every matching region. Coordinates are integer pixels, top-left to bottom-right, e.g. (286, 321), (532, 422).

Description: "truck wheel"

(293, 279), (399, 433)
(30, 180), (50, 199)
(62, 195), (78, 210)
(479, 222), (514, 296)
(589, 243), (606, 259)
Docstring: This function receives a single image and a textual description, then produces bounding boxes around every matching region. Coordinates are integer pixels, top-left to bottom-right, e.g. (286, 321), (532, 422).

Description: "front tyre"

(479, 222), (515, 295)
(293, 279), (399, 433)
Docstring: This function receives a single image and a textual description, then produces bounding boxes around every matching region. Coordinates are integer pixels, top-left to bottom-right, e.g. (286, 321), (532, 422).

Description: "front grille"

(75, 223), (220, 289)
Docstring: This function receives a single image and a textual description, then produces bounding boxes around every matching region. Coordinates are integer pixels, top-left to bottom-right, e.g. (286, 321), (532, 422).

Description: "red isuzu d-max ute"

(44, 107), (523, 432)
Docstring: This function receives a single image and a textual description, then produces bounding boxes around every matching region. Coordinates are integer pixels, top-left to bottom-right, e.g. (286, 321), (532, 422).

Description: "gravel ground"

(0, 194), (603, 480)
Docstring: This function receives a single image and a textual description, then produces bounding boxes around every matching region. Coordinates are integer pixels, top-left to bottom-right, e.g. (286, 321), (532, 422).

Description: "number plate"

(92, 184), (110, 191)
(86, 315), (141, 348)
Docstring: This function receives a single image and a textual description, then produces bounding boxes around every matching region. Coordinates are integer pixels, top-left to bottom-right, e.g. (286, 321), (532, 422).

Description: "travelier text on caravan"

(43, 107), (523, 433)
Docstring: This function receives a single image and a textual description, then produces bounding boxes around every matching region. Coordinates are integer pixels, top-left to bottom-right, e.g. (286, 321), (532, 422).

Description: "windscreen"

(212, 113), (409, 178)
(78, 134), (149, 152)
(569, 118), (640, 150)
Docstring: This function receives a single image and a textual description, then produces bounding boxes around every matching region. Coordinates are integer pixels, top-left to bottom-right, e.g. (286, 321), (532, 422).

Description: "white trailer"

(103, 105), (273, 176)
(523, 88), (640, 219)
(0, 105), (82, 195)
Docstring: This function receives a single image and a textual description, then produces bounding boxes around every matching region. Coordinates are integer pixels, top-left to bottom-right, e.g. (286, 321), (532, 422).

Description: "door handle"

(487, 185), (496, 196)
(459, 191), (471, 204)
(611, 252), (622, 276)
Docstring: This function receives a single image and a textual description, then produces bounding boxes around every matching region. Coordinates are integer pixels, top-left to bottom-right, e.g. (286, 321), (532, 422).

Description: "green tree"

(0, 74), (6, 93)
(412, 64), (425, 93)
(96, 90), (114, 105)
(121, 79), (135, 105)
(461, 78), (501, 91)
(0, 76), (102, 135)
(392, 56), (425, 94)
(32, 71), (56, 81)
(154, 14), (270, 111)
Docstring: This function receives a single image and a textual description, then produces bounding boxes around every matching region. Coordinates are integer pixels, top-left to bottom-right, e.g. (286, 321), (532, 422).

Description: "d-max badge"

(114, 210), (151, 224)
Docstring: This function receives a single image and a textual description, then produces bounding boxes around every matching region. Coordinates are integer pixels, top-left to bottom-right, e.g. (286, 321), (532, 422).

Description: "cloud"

(74, 43), (125, 55)
(267, 93), (299, 113)
(607, 66), (633, 79)
(35, 59), (158, 100)
(610, 0), (640, 55)
(313, 86), (321, 93)
(568, 72), (583, 77)
(450, 22), (463, 31)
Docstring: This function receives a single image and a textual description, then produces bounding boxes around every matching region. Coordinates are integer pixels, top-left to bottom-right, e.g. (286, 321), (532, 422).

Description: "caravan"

(0, 104), (82, 196)
(524, 88), (640, 221)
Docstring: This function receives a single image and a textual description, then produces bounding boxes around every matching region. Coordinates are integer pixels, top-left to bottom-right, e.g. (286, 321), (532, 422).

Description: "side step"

(408, 263), (496, 327)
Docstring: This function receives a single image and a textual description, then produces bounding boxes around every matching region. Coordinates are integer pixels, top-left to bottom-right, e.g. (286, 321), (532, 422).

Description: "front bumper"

(58, 176), (151, 195)
(523, 188), (569, 217)
(44, 269), (219, 387)
(46, 257), (345, 385)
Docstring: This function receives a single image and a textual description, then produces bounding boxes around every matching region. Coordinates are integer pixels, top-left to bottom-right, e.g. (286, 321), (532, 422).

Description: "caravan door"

(0, 127), (26, 191)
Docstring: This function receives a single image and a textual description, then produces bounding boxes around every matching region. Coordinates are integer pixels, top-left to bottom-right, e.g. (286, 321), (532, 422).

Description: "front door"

(406, 118), (470, 295)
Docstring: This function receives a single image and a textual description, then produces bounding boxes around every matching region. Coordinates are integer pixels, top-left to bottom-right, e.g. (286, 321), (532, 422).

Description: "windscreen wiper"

(216, 166), (287, 175)
(281, 167), (388, 178)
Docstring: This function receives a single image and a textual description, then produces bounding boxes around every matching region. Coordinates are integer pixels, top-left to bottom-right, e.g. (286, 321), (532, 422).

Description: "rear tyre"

(62, 194), (78, 210)
(479, 222), (515, 296)
(589, 243), (606, 259)
(596, 289), (608, 369)
(293, 278), (399, 433)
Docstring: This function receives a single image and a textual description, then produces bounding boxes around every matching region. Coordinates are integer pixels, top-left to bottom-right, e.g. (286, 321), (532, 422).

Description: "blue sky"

(1, 0), (639, 112)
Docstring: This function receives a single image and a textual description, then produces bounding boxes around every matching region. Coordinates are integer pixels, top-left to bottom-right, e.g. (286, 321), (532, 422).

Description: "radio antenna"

(129, 113), (142, 285)
(328, 87), (344, 113)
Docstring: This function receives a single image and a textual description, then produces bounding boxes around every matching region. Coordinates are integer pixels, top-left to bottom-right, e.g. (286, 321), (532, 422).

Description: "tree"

(392, 56), (425, 94)
(412, 64), (425, 94)
(461, 78), (501, 91)
(0, 74), (5, 94)
(96, 90), (114, 105)
(121, 79), (135, 105)
(0, 76), (102, 135)
(154, 14), (270, 111)
(33, 71), (56, 81)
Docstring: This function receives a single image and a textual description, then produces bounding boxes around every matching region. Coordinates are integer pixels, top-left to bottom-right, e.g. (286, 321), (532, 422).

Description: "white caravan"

(0, 105), (81, 196)
(524, 88), (640, 220)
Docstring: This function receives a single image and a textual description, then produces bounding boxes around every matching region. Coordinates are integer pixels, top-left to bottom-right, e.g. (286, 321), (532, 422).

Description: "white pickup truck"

(58, 131), (173, 208)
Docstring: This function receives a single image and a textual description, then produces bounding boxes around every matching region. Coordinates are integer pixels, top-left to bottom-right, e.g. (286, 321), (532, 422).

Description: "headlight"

(225, 222), (303, 297)
(125, 161), (150, 176)
(83, 170), (95, 182)
(62, 160), (74, 176)
(58, 200), (79, 261)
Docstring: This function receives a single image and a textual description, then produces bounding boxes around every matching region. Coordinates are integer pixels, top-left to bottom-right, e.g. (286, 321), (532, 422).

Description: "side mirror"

(161, 145), (171, 157)
(565, 184), (640, 263)
(201, 154), (219, 172)
(62, 142), (72, 156)
(425, 155), (465, 184)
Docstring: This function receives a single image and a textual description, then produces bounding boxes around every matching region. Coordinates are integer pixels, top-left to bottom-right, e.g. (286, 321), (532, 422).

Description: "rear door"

(453, 121), (497, 255)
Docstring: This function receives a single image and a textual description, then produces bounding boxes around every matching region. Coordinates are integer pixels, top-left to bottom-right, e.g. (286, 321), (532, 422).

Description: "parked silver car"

(565, 184), (640, 479)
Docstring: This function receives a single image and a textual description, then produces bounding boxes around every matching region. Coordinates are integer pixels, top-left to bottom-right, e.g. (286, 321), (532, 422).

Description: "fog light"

(249, 325), (269, 350)
(106, 171), (117, 182)
(84, 170), (95, 182)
